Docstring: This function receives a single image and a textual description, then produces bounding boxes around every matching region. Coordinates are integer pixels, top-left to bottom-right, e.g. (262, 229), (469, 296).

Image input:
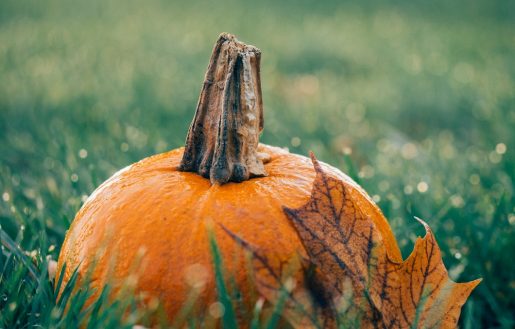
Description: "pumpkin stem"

(179, 33), (266, 185)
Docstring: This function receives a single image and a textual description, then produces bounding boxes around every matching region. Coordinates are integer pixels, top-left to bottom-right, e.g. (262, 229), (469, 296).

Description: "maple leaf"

(226, 153), (480, 328)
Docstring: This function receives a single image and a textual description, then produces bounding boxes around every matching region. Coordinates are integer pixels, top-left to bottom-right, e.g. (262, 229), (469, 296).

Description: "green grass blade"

(264, 287), (288, 329)
(209, 230), (238, 329)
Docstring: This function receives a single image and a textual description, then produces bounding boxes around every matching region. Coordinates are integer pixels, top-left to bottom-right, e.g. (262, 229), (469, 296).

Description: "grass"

(0, 0), (514, 327)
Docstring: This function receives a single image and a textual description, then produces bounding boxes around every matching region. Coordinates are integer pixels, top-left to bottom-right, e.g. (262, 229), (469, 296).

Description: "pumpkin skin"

(56, 144), (401, 320)
(57, 33), (403, 323)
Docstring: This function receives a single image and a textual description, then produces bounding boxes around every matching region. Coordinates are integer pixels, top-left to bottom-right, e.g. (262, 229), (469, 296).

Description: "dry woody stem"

(179, 33), (266, 184)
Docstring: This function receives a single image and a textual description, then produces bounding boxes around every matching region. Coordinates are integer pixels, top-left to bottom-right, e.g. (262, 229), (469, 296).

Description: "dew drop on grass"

(255, 297), (265, 312)
(184, 263), (208, 289)
(379, 180), (390, 192)
(51, 308), (61, 319)
(404, 185), (413, 195)
(469, 174), (480, 185)
(209, 301), (225, 319)
(290, 136), (301, 147)
(451, 195), (464, 208)
(495, 143), (507, 154)
(508, 214), (515, 225)
(342, 146), (352, 155)
(417, 181), (429, 193)
(401, 143), (418, 159)
(78, 149), (88, 159)
(284, 277), (296, 292)
(121, 142), (129, 152)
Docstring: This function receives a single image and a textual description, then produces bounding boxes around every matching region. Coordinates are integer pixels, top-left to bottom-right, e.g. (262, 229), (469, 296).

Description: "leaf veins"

(226, 153), (480, 328)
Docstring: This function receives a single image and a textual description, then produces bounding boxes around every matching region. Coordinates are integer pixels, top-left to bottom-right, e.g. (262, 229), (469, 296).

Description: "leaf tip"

(469, 278), (482, 289)
(457, 278), (482, 304)
(220, 223), (246, 247)
(414, 216), (432, 234)
(308, 151), (322, 173)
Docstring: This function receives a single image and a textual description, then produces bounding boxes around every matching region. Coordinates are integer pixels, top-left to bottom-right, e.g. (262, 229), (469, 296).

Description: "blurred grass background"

(0, 0), (513, 327)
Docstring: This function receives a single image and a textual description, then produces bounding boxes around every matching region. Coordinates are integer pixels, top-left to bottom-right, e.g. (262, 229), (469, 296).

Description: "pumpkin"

(56, 33), (401, 323)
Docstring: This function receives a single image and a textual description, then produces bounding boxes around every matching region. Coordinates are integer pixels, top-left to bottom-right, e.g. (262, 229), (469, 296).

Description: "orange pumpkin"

(56, 33), (401, 323)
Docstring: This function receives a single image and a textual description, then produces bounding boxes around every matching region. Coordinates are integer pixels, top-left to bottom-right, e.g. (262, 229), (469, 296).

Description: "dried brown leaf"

(225, 153), (480, 328)
(283, 153), (480, 328)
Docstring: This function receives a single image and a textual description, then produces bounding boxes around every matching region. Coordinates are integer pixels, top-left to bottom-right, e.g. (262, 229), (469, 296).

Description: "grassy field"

(1, 0), (514, 327)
